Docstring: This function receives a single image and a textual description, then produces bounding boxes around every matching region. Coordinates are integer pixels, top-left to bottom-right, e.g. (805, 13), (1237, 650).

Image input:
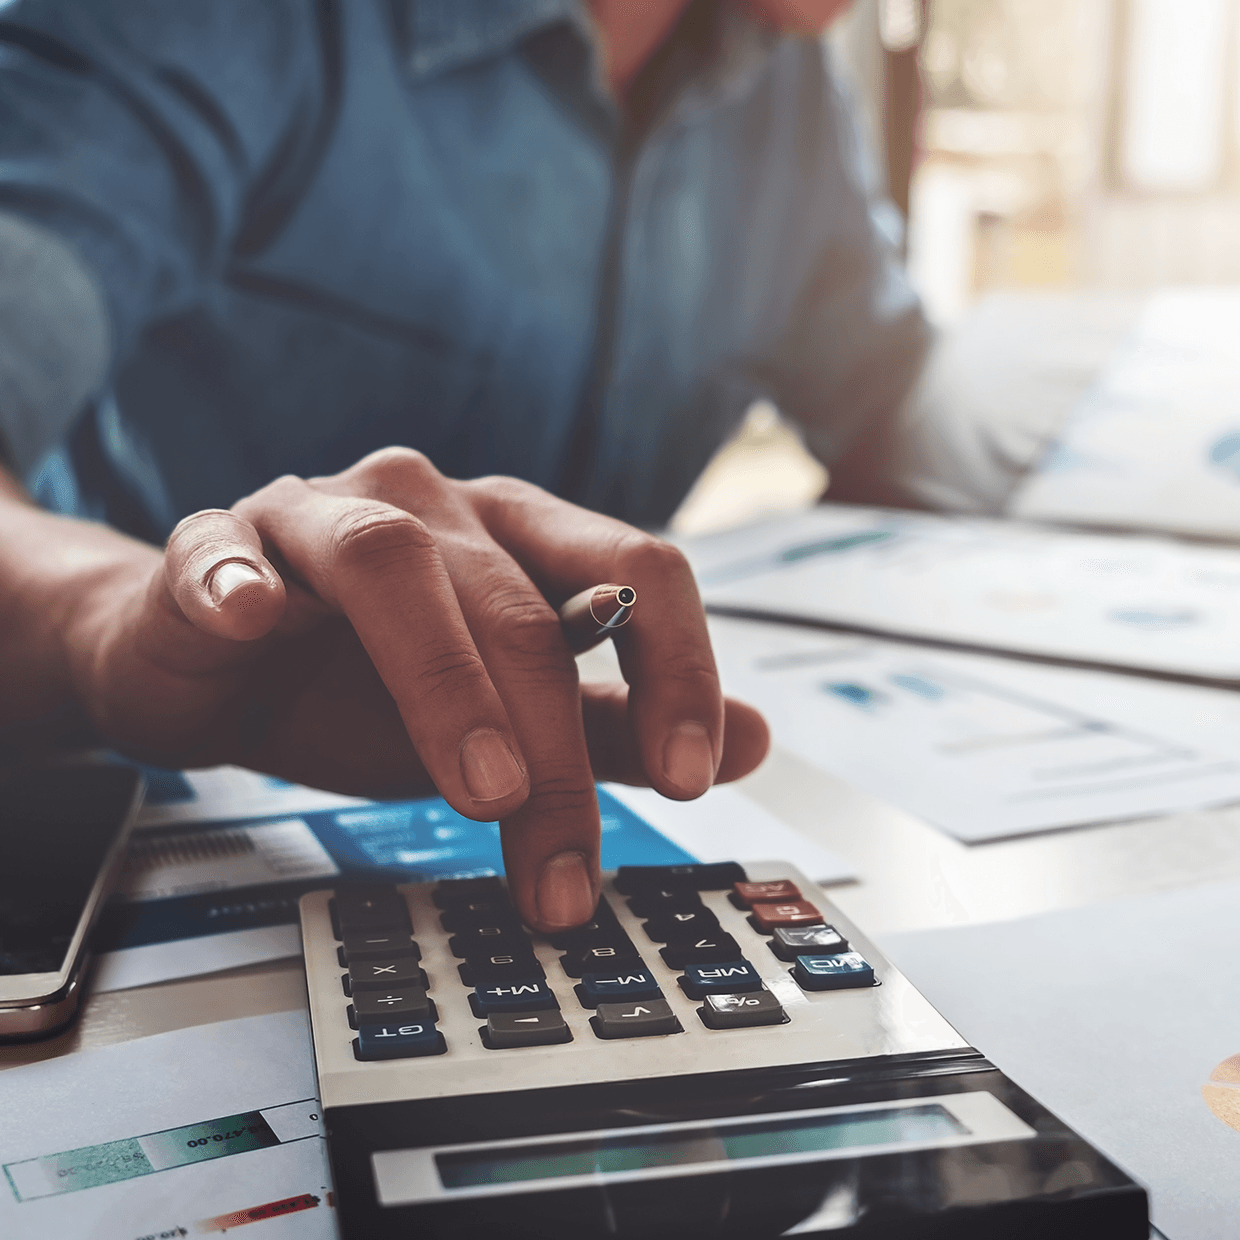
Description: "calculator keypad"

(325, 864), (876, 1063)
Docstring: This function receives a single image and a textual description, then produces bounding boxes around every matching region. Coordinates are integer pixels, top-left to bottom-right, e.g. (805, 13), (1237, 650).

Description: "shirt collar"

(406, 0), (590, 80)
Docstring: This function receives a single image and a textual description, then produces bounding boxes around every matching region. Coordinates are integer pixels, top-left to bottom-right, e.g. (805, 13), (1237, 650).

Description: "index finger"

(468, 479), (723, 801)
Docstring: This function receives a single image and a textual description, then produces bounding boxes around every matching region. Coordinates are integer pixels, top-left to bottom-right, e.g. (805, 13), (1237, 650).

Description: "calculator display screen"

(436, 1104), (967, 1190)
(0, 765), (138, 976)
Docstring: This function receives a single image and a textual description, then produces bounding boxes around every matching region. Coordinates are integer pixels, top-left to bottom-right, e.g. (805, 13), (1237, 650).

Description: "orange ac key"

(749, 900), (824, 933)
(732, 880), (801, 908)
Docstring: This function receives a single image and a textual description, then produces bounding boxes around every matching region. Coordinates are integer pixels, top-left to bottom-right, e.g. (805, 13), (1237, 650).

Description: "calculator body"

(299, 862), (1147, 1239)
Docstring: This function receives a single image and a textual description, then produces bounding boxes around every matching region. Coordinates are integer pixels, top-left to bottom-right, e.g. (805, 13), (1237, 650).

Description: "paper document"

(683, 504), (1240, 682)
(708, 615), (1240, 842)
(97, 781), (697, 992)
(603, 782), (856, 885)
(1012, 287), (1240, 539)
(0, 1011), (337, 1239)
(877, 878), (1240, 1240)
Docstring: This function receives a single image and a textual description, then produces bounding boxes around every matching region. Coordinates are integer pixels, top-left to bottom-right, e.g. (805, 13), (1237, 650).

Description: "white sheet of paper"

(602, 782), (856, 885)
(682, 504), (1240, 682)
(707, 615), (1240, 841)
(0, 1011), (337, 1239)
(1011, 288), (1240, 539)
(876, 879), (1240, 1240)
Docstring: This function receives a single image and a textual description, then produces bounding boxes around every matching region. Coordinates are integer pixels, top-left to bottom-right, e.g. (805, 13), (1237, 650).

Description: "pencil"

(559, 583), (637, 653)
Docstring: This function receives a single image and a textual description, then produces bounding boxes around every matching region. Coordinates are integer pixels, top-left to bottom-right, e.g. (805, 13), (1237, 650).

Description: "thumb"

(162, 509), (286, 643)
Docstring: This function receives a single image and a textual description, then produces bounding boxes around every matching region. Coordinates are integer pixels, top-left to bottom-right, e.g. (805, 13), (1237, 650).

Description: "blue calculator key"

(470, 978), (559, 1015)
(792, 951), (875, 991)
(576, 967), (663, 1008)
(354, 1021), (446, 1060)
(678, 960), (764, 999)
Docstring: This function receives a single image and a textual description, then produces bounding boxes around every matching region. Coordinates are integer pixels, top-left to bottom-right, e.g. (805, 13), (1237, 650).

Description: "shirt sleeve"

(0, 0), (332, 471)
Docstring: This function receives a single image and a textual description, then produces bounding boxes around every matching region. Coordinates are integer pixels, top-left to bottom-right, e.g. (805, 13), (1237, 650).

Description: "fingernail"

(208, 561), (264, 605)
(663, 721), (715, 796)
(536, 851), (596, 929)
(460, 728), (525, 802)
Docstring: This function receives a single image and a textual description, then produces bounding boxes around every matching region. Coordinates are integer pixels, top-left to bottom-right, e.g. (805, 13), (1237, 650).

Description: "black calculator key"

(438, 900), (520, 933)
(678, 960), (764, 999)
(355, 1021), (445, 1060)
(333, 887), (411, 935)
(626, 887), (704, 918)
(483, 1009), (572, 1049)
(614, 862), (746, 894)
(699, 991), (788, 1029)
(459, 952), (545, 987)
(575, 967), (663, 1008)
(470, 978), (559, 1016)
(768, 924), (850, 962)
(559, 943), (642, 978)
(338, 932), (420, 967)
(591, 998), (683, 1039)
(432, 876), (506, 908)
(351, 987), (436, 1023)
(347, 957), (427, 992)
(448, 926), (531, 959)
(545, 902), (622, 950)
(658, 933), (743, 969)
(792, 951), (875, 991)
(642, 908), (721, 944)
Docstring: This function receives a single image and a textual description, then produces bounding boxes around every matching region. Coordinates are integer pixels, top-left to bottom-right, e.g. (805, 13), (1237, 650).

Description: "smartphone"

(0, 762), (144, 1040)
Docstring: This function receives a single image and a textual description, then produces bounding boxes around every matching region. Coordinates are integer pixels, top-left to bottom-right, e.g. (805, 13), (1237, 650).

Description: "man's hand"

(9, 449), (768, 931)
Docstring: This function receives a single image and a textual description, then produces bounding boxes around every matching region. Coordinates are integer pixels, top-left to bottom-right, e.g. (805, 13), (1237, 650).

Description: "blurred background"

(672, 0), (1240, 536)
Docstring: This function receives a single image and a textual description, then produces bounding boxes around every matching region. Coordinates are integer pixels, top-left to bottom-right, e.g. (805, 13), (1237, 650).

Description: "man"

(0, 0), (927, 930)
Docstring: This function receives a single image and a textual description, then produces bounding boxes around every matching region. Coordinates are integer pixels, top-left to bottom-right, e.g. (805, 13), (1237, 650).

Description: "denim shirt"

(0, 0), (929, 537)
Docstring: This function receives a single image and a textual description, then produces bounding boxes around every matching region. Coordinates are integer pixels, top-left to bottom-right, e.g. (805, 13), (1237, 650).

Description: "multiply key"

(347, 957), (426, 992)
(642, 908), (720, 943)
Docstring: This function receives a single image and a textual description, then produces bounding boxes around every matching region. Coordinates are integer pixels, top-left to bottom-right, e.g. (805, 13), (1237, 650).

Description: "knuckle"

(521, 772), (599, 820)
(479, 589), (566, 660)
(351, 446), (439, 492)
(618, 531), (690, 583)
(327, 503), (437, 576)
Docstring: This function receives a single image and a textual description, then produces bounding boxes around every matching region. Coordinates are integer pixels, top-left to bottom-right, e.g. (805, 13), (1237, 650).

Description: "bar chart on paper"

(0, 1013), (337, 1239)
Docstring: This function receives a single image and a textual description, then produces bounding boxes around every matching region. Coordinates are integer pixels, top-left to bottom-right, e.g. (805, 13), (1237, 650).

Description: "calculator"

(299, 861), (1147, 1239)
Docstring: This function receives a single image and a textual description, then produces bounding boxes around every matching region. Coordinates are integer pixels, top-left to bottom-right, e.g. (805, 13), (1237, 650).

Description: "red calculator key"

(748, 900), (825, 933)
(732, 880), (801, 908)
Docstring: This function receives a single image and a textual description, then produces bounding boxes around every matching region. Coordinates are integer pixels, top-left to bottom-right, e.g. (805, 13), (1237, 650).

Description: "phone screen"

(0, 764), (140, 976)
